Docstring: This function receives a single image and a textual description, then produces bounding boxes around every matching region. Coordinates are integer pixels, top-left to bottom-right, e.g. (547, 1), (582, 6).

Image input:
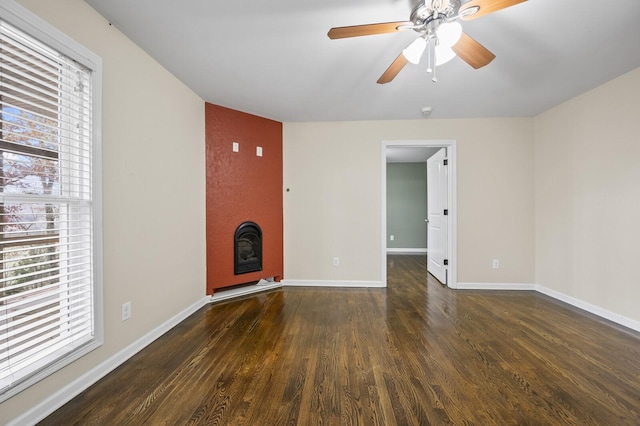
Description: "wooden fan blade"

(452, 32), (496, 69)
(377, 53), (409, 84)
(328, 21), (411, 39)
(460, 0), (527, 20)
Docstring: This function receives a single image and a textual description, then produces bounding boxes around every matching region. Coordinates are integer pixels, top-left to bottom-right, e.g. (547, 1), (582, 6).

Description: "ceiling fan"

(327, 0), (527, 84)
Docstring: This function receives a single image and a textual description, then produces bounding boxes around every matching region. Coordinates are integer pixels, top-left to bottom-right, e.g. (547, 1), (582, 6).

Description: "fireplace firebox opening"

(234, 222), (262, 275)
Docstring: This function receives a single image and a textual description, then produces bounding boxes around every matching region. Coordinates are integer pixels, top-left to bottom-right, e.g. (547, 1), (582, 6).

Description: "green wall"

(386, 163), (427, 249)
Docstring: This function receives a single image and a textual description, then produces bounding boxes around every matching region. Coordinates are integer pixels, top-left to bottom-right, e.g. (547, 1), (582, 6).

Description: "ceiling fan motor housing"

(411, 0), (461, 25)
(410, 0), (462, 38)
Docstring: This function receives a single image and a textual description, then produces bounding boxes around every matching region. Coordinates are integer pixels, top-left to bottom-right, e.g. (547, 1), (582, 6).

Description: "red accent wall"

(205, 103), (283, 294)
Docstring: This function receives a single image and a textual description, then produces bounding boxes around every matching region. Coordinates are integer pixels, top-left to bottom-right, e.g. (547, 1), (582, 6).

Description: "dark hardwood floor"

(41, 255), (640, 425)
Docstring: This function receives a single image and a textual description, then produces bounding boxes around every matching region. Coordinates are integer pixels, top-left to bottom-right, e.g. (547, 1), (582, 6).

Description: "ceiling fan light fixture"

(436, 22), (462, 49)
(434, 45), (457, 65)
(402, 36), (427, 64)
(431, 21), (462, 66)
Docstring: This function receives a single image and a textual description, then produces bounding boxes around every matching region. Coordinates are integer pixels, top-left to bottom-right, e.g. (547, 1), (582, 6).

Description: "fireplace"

(234, 222), (262, 275)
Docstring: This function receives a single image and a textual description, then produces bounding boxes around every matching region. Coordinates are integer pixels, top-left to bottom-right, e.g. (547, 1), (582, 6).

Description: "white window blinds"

(0, 17), (99, 399)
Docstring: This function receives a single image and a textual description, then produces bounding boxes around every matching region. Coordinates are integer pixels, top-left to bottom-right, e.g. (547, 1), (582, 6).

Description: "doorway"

(381, 140), (457, 289)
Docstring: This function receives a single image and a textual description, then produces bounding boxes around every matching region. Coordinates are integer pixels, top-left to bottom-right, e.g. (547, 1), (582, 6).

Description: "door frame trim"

(381, 139), (458, 289)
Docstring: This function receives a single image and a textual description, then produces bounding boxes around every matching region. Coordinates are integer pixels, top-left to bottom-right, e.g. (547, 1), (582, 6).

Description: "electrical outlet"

(492, 259), (500, 269)
(232, 142), (239, 152)
(332, 257), (340, 267)
(256, 146), (263, 156)
(122, 301), (131, 321)
(390, 235), (394, 241)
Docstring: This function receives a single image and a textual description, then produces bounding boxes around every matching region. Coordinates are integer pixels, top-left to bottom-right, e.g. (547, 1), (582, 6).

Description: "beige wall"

(2, 0), (206, 422)
(283, 118), (535, 285)
(534, 67), (640, 323)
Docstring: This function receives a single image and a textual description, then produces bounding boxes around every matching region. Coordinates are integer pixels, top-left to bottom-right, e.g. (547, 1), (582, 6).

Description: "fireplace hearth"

(234, 222), (262, 275)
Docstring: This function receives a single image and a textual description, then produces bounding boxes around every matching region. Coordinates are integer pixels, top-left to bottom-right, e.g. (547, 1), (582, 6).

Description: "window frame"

(0, 0), (103, 403)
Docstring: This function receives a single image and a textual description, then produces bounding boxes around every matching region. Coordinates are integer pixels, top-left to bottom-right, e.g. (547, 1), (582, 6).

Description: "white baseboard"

(9, 296), (211, 426)
(535, 285), (640, 333)
(281, 279), (385, 288)
(210, 281), (282, 303)
(386, 248), (427, 255)
(456, 282), (536, 290)
(457, 282), (640, 333)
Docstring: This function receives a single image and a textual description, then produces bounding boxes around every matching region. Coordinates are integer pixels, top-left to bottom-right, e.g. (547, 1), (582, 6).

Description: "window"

(0, 2), (102, 402)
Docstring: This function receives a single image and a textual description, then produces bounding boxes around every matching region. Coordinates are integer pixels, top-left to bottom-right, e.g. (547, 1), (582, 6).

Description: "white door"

(427, 148), (448, 285)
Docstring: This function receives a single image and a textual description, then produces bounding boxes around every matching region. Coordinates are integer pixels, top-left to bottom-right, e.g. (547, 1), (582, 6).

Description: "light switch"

(256, 146), (263, 157)
(232, 142), (239, 152)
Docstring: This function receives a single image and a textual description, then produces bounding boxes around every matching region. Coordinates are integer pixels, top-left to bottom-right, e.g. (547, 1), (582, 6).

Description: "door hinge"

(443, 159), (448, 166)
(444, 259), (448, 266)
(443, 209), (448, 216)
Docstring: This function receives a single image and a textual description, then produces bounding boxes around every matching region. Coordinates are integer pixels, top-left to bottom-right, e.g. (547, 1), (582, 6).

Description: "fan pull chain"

(426, 38), (438, 82)
(432, 37), (439, 82)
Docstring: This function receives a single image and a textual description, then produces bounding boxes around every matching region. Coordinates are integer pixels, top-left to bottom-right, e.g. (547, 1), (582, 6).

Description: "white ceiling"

(84, 0), (640, 122)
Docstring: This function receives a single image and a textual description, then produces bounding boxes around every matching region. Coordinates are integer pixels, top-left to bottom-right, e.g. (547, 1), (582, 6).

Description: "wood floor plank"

(39, 255), (640, 425)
